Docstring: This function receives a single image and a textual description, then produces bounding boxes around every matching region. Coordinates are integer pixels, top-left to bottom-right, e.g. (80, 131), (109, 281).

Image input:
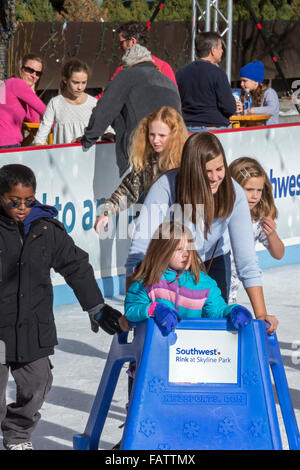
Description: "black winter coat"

(0, 213), (104, 363)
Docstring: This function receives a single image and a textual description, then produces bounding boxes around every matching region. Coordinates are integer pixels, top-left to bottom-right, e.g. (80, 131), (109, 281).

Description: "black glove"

(101, 132), (116, 143)
(88, 304), (123, 335)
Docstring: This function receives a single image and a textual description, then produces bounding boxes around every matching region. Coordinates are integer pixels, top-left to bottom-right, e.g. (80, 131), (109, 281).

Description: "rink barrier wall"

(0, 123), (299, 305)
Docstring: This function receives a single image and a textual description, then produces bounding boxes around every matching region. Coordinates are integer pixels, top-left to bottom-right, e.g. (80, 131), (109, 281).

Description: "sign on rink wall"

(0, 123), (299, 302)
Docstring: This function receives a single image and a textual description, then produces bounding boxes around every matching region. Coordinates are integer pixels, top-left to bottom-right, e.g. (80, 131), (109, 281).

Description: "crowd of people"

(0, 22), (284, 450)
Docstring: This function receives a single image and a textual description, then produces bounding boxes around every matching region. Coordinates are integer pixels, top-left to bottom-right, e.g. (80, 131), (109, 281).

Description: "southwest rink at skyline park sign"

(169, 329), (239, 384)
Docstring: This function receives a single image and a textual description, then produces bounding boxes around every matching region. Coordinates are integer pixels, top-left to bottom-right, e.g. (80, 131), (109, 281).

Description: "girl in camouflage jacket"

(94, 106), (188, 234)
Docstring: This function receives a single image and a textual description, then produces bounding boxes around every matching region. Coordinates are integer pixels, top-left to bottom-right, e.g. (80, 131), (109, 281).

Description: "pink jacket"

(0, 78), (46, 147)
(96, 55), (177, 99)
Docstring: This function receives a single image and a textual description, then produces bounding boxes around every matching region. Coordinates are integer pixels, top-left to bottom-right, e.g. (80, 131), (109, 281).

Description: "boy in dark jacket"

(0, 164), (123, 450)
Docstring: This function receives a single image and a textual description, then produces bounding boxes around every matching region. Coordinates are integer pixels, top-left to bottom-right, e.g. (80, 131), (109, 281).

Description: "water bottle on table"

(243, 87), (252, 114)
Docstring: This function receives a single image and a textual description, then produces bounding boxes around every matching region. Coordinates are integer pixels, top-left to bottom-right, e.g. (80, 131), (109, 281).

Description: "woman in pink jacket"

(0, 54), (46, 149)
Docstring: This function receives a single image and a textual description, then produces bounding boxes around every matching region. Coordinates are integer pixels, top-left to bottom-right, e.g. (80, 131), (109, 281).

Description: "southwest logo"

(176, 347), (221, 356)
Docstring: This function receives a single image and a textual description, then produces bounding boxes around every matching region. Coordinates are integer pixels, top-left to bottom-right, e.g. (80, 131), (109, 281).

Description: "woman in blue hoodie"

(125, 132), (278, 334)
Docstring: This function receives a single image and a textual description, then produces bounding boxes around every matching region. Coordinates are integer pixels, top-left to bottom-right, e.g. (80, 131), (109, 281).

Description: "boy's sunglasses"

(1, 198), (36, 209)
(22, 65), (42, 78)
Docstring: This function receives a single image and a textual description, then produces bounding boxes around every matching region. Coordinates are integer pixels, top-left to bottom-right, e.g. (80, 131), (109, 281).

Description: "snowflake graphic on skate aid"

(183, 421), (201, 439)
(139, 418), (156, 437)
(218, 417), (235, 437)
(148, 376), (166, 394)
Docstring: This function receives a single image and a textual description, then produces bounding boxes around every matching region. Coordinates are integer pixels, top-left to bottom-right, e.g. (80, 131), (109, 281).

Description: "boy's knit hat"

(239, 60), (265, 83)
(122, 44), (154, 68)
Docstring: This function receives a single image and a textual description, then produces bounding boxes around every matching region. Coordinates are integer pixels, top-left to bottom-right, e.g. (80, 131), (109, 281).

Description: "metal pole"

(205, 0), (211, 31)
(213, 0), (219, 32)
(191, 0), (197, 61)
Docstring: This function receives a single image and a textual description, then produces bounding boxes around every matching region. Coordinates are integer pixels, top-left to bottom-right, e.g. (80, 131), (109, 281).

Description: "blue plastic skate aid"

(73, 318), (300, 450)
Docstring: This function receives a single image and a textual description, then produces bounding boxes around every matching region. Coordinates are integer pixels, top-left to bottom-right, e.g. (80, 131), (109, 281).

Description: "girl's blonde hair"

(129, 106), (189, 174)
(131, 221), (206, 286)
(229, 157), (277, 221)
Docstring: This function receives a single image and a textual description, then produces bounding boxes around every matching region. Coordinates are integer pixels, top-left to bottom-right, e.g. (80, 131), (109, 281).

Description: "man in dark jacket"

(176, 32), (236, 130)
(77, 44), (181, 177)
(0, 164), (124, 450)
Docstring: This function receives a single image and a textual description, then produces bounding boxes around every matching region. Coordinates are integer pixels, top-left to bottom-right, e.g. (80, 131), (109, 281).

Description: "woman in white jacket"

(34, 58), (114, 145)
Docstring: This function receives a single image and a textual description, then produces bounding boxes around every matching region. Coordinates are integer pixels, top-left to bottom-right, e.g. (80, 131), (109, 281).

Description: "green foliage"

(14, 0), (300, 22)
(158, 0), (193, 21)
(234, 0), (298, 21)
(261, 1), (277, 20)
(101, 0), (132, 21)
(129, 0), (151, 21)
(16, 0), (55, 22)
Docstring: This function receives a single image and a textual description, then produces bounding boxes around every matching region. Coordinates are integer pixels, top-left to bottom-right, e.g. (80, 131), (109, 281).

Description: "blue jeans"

(187, 126), (228, 133)
(0, 144), (21, 150)
(204, 252), (231, 303)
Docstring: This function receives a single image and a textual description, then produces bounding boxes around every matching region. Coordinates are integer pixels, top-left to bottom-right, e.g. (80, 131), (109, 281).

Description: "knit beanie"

(239, 60), (265, 83)
(122, 44), (154, 68)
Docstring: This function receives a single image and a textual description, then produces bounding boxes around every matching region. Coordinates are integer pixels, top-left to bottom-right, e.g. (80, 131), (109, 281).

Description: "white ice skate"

(4, 441), (33, 450)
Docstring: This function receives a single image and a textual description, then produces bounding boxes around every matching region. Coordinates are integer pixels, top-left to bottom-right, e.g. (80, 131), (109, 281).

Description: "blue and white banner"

(0, 123), (299, 301)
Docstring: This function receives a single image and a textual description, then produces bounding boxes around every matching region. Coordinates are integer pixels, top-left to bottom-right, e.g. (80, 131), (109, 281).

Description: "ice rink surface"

(1, 264), (299, 451)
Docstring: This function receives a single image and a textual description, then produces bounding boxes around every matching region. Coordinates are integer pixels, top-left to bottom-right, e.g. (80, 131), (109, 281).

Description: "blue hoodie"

(23, 200), (58, 235)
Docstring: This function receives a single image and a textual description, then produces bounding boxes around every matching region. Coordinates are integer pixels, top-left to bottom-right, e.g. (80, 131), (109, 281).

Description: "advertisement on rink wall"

(0, 124), (299, 298)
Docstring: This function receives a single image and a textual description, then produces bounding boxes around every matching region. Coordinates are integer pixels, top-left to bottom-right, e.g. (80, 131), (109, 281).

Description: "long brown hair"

(229, 157), (277, 221)
(176, 132), (235, 237)
(60, 58), (91, 93)
(242, 82), (268, 107)
(129, 106), (188, 174)
(131, 221), (206, 286)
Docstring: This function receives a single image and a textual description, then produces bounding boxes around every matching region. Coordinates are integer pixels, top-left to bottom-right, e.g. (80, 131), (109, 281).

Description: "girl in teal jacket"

(125, 221), (252, 333)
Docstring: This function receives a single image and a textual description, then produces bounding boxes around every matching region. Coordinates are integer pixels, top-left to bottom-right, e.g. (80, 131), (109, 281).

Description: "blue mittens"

(229, 305), (252, 329)
(154, 303), (179, 334)
(153, 303), (251, 334)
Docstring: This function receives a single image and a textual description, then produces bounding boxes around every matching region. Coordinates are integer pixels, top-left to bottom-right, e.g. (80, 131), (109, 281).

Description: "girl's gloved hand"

(154, 303), (179, 334)
(229, 305), (252, 329)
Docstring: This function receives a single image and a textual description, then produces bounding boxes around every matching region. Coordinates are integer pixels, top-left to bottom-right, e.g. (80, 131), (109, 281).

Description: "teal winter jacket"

(125, 268), (237, 322)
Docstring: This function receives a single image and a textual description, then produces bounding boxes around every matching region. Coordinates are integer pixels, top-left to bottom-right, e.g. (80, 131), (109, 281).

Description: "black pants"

(0, 357), (53, 446)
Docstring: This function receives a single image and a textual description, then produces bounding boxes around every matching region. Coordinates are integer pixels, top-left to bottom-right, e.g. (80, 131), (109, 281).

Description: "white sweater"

(34, 94), (114, 145)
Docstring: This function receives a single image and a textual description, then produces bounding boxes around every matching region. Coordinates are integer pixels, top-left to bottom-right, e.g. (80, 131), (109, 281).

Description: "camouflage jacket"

(99, 154), (162, 217)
